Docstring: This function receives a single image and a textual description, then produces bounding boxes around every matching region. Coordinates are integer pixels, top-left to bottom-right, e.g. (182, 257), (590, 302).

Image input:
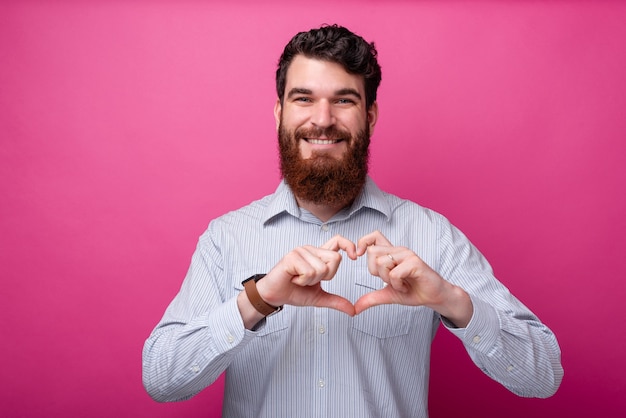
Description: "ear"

(367, 101), (379, 135)
(273, 99), (282, 132)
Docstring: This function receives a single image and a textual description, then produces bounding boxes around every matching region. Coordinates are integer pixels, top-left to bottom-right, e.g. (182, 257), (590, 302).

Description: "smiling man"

(143, 25), (563, 417)
(277, 54), (377, 221)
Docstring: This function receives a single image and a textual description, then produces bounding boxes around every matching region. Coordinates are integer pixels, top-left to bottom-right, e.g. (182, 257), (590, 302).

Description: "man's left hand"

(354, 230), (473, 328)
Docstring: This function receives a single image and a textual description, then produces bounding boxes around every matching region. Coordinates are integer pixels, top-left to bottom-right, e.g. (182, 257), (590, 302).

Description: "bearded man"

(143, 25), (563, 417)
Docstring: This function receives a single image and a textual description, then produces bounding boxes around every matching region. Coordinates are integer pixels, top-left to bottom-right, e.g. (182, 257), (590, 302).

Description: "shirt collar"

(262, 176), (392, 225)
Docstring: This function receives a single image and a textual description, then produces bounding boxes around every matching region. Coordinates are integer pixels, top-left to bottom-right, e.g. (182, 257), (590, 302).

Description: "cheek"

(282, 107), (309, 127)
(339, 113), (368, 133)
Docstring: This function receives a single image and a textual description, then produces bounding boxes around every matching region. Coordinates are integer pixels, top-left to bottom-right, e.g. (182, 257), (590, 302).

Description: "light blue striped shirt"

(142, 177), (563, 417)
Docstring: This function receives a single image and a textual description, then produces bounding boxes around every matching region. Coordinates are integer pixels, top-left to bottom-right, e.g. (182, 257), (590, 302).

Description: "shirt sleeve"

(438, 218), (564, 398)
(141, 224), (261, 402)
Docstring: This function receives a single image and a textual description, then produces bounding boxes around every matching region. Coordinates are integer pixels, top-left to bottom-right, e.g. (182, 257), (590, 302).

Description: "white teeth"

(307, 139), (339, 145)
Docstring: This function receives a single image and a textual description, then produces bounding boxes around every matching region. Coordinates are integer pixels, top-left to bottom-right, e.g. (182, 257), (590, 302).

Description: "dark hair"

(276, 25), (382, 109)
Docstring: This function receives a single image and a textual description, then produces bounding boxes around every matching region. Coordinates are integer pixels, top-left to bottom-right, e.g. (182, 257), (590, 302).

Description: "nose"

(310, 100), (335, 128)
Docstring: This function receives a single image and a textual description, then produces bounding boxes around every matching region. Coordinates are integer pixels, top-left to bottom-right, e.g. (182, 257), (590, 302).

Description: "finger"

(365, 252), (390, 282)
(306, 246), (346, 280)
(314, 291), (356, 316)
(356, 230), (392, 256)
(384, 253), (397, 269)
(387, 269), (409, 293)
(364, 249), (397, 281)
(285, 248), (327, 286)
(321, 235), (357, 260)
(363, 246), (388, 278)
(289, 246), (342, 285)
(353, 288), (394, 315)
(380, 253), (409, 293)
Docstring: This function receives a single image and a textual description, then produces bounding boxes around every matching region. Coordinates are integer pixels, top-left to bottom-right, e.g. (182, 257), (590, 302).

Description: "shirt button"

(472, 335), (481, 344)
(321, 224), (329, 231)
(506, 365), (515, 372)
(318, 379), (325, 388)
(318, 326), (326, 334)
(190, 365), (200, 373)
(226, 334), (235, 344)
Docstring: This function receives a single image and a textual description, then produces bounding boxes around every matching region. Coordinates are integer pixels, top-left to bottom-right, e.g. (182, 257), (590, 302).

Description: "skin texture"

(237, 56), (473, 330)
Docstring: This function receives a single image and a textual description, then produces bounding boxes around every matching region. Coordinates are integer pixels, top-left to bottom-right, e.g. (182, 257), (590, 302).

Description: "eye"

(293, 96), (312, 103)
(336, 98), (355, 105)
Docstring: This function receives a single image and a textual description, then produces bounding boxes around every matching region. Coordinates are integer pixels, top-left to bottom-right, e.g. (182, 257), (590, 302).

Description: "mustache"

(294, 126), (351, 142)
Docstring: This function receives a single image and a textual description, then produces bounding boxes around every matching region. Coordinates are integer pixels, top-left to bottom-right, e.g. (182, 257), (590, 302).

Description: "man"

(143, 25), (563, 417)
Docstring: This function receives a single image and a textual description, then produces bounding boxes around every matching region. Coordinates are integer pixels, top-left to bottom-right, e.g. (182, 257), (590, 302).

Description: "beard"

(278, 122), (370, 208)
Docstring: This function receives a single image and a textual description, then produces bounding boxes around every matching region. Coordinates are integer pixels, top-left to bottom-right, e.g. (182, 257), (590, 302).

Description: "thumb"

(353, 288), (394, 315)
(314, 291), (356, 316)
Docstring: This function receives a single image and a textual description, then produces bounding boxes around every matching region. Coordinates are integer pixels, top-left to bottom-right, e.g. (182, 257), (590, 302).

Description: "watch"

(242, 274), (283, 317)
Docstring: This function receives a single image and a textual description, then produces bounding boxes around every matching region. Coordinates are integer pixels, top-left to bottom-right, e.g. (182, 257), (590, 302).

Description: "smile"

(305, 139), (342, 145)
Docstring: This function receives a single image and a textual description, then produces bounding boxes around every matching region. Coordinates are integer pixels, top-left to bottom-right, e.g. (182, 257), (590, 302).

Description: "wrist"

(237, 291), (266, 330)
(242, 274), (283, 317)
(432, 284), (473, 328)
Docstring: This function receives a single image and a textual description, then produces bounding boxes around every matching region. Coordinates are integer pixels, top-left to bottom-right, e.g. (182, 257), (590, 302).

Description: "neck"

(296, 198), (347, 223)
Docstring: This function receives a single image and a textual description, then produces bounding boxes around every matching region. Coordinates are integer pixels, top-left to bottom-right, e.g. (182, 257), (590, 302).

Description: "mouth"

(304, 138), (343, 145)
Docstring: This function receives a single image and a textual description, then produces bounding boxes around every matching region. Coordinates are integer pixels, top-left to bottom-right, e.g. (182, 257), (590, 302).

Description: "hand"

(354, 231), (473, 327)
(256, 235), (358, 316)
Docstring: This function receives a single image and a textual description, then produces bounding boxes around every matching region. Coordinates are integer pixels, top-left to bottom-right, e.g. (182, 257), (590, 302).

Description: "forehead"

(285, 55), (365, 95)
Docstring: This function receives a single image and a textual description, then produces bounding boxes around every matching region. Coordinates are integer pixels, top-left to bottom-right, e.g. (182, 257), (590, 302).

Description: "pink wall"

(2, 1), (625, 417)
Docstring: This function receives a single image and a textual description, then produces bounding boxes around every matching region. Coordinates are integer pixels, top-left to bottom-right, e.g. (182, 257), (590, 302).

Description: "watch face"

(242, 274), (266, 285)
(252, 274), (267, 282)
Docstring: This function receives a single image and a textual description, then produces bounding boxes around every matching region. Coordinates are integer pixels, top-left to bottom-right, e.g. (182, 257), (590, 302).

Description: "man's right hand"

(238, 235), (357, 329)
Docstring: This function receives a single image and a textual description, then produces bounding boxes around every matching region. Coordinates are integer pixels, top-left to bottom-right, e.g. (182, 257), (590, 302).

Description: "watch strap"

(242, 274), (282, 317)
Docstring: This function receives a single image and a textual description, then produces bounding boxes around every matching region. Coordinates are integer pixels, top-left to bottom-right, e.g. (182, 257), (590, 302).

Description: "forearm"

(237, 285), (271, 330)
(445, 295), (563, 398)
(142, 297), (254, 402)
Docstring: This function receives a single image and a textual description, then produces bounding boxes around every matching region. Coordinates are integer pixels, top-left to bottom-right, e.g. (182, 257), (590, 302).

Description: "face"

(275, 55), (379, 207)
(275, 55), (378, 160)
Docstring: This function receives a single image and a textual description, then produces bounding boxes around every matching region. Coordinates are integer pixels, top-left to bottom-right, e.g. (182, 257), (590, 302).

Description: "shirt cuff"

(206, 296), (257, 354)
(443, 295), (501, 355)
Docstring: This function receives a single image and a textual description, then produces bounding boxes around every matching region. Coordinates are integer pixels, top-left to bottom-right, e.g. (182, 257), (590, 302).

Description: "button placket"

(314, 307), (328, 395)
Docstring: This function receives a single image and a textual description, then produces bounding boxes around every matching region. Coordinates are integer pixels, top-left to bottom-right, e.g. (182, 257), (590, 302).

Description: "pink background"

(2, 1), (625, 417)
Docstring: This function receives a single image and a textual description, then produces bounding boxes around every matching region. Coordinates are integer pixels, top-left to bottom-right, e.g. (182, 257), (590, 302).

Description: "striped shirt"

(142, 177), (563, 417)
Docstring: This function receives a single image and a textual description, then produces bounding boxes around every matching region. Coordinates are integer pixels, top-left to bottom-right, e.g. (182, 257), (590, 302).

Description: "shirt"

(142, 177), (563, 417)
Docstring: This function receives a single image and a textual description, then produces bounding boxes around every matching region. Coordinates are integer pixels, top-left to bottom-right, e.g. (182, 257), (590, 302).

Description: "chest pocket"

(350, 272), (416, 339)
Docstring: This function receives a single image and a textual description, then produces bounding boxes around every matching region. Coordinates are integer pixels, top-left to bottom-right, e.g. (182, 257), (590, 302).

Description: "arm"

(141, 232), (253, 402)
(142, 231), (357, 402)
(354, 228), (563, 398)
(437, 223), (563, 398)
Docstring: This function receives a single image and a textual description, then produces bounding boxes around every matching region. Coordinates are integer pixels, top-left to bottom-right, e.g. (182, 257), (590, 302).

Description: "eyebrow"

(334, 88), (362, 100)
(286, 87), (362, 101)
(287, 88), (313, 98)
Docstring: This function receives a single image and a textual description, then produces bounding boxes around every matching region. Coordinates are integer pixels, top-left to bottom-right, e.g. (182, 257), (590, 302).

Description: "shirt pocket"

(233, 270), (289, 337)
(351, 272), (414, 339)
